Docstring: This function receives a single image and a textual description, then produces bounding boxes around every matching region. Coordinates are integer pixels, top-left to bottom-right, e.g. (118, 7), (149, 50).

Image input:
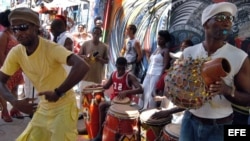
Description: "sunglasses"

(211, 15), (234, 22)
(11, 24), (30, 33)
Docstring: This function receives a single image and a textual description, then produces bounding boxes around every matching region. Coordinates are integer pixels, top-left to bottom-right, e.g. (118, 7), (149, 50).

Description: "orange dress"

(4, 31), (24, 91)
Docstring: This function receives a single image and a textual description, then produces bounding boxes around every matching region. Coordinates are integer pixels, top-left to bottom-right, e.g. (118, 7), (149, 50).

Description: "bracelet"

(231, 84), (235, 97)
(54, 88), (64, 97)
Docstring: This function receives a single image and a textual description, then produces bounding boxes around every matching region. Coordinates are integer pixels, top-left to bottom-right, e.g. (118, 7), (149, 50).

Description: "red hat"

(55, 15), (67, 26)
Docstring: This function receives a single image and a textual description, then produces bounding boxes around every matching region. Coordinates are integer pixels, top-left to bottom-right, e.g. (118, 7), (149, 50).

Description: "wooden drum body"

(82, 86), (104, 139)
(161, 123), (180, 141)
(102, 104), (140, 141)
(140, 108), (172, 141)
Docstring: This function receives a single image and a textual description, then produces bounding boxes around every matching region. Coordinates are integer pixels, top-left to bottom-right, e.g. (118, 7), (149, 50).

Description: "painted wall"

(94, 0), (250, 76)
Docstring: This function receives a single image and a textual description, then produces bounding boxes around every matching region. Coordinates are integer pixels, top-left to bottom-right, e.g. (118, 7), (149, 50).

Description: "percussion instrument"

(161, 123), (180, 141)
(140, 108), (172, 141)
(112, 96), (130, 105)
(111, 95), (140, 107)
(165, 57), (230, 109)
(201, 58), (230, 86)
(82, 86), (104, 139)
(102, 104), (140, 141)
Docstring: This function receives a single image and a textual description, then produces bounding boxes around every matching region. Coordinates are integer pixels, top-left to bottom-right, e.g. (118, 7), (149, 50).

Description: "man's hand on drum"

(38, 91), (60, 102)
(151, 110), (171, 119)
(208, 79), (230, 96)
(117, 91), (127, 99)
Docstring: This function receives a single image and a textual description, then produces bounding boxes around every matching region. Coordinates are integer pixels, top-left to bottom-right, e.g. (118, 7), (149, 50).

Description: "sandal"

(10, 108), (24, 119)
(1, 110), (13, 122)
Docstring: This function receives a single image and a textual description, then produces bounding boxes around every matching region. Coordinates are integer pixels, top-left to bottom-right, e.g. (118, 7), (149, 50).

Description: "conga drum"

(160, 123), (180, 141)
(111, 96), (130, 105)
(112, 96), (140, 108)
(102, 104), (140, 141)
(82, 86), (104, 139)
(140, 108), (172, 141)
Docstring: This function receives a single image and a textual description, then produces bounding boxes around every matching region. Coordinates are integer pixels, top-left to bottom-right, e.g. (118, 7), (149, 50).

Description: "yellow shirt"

(1, 37), (75, 109)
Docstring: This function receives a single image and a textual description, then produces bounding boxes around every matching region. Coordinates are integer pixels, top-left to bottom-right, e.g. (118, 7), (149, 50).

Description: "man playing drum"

(92, 57), (143, 141)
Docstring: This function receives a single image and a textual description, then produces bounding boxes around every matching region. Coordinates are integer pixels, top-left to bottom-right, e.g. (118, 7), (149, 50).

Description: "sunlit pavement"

(1, 86), (90, 141)
(0, 107), (90, 141)
(0, 82), (113, 141)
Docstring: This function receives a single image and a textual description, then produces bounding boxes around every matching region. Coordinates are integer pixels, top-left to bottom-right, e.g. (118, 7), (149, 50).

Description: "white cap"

(201, 2), (237, 25)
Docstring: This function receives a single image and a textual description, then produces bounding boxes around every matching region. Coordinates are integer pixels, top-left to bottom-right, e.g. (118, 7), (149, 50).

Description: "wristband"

(55, 88), (64, 97)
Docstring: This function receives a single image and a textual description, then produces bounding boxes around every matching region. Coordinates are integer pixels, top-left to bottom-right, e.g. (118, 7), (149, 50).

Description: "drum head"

(140, 108), (172, 126)
(112, 97), (130, 104)
(109, 104), (139, 119)
(164, 123), (181, 138)
(82, 86), (104, 94)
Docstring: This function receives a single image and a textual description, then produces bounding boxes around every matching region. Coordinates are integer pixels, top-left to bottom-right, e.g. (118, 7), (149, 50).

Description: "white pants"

(138, 74), (161, 110)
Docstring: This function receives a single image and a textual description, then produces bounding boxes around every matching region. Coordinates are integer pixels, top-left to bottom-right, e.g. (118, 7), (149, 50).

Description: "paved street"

(0, 83), (114, 141)
(0, 103), (89, 141)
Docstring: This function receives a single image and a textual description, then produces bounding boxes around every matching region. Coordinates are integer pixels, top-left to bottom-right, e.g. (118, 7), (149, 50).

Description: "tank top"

(110, 71), (132, 100)
(124, 38), (137, 63)
(147, 52), (164, 75)
(183, 42), (247, 119)
(56, 31), (74, 51)
(56, 31), (74, 74)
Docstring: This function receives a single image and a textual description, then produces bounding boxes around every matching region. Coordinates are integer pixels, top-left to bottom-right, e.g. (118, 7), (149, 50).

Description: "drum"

(111, 95), (140, 107)
(111, 96), (130, 105)
(165, 57), (230, 109)
(161, 123), (180, 141)
(102, 104), (140, 141)
(140, 108), (172, 141)
(82, 86), (104, 139)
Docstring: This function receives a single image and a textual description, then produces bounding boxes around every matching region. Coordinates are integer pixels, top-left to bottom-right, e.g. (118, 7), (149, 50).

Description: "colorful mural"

(93, 0), (250, 76)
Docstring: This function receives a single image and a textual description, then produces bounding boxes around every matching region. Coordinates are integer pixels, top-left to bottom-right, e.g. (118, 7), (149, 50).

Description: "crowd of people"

(0, 1), (250, 141)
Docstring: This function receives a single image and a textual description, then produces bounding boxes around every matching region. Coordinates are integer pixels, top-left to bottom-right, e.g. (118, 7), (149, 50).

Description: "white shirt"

(183, 42), (247, 119)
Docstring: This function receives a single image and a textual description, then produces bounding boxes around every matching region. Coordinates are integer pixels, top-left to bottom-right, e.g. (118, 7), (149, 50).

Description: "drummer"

(92, 57), (143, 141)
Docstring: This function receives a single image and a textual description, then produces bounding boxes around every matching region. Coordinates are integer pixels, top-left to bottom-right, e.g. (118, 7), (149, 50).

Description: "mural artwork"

(93, 0), (250, 76)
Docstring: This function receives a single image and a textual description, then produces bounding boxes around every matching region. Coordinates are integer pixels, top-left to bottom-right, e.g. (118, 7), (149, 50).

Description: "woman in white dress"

(139, 30), (171, 110)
